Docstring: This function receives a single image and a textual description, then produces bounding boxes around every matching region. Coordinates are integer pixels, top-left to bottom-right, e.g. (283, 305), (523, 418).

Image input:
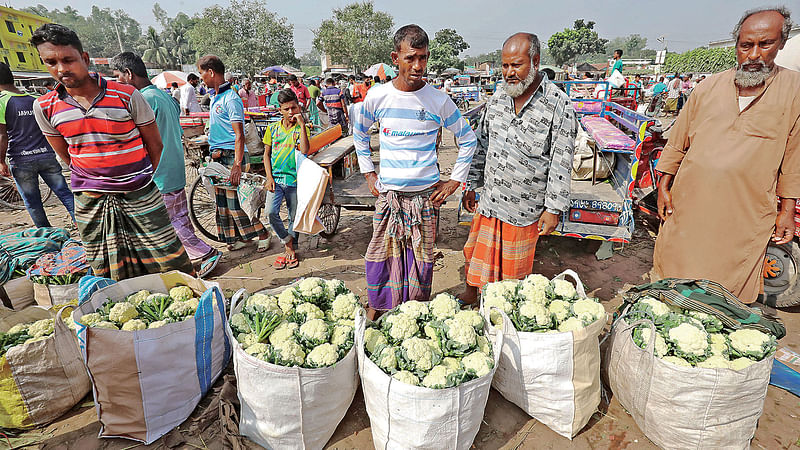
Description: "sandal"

(227, 241), (248, 251)
(257, 238), (271, 253)
(198, 250), (222, 278)
(286, 254), (299, 269)
(273, 255), (287, 269)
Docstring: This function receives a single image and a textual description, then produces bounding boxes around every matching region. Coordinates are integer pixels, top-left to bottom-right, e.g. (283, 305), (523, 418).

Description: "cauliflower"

(476, 335), (492, 356)
(632, 296), (672, 322)
(484, 292), (514, 314)
(697, 355), (731, 369)
(728, 329), (776, 361)
(519, 301), (551, 329)
(484, 280), (519, 300)
(297, 319), (330, 347)
(148, 320), (168, 329)
(572, 298), (606, 324)
(295, 302), (325, 321)
(462, 351), (494, 377)
(557, 317), (585, 333)
(430, 293), (460, 320)
(519, 282), (547, 305)
(126, 290), (151, 305)
(307, 343), (339, 367)
(92, 321), (119, 330)
(392, 370), (420, 386)
(230, 313), (252, 334)
(667, 323), (709, 361)
(384, 313), (419, 342)
(661, 355), (692, 368)
(165, 299), (198, 321)
(372, 344), (398, 372)
(522, 274), (550, 291)
(422, 365), (453, 389)
(687, 310), (723, 333)
(270, 321), (299, 346)
(454, 310), (483, 329)
(331, 324), (354, 349)
(398, 300), (430, 320)
(278, 288), (300, 313)
(169, 286), (194, 302)
(399, 337), (441, 372)
(364, 327), (388, 354)
(709, 333), (728, 356)
(28, 319), (54, 338)
(551, 279), (577, 299)
(146, 293), (170, 303)
(121, 319), (147, 331)
(245, 342), (270, 357)
(324, 279), (347, 299)
(109, 302), (138, 324)
(633, 326), (670, 358)
(548, 300), (572, 323)
(7, 323), (29, 334)
(273, 339), (305, 366)
(297, 277), (326, 302)
(330, 293), (360, 320)
(441, 356), (463, 372)
(246, 293), (280, 313)
(729, 357), (756, 371)
(443, 318), (477, 348)
(237, 333), (260, 348)
(23, 336), (48, 345)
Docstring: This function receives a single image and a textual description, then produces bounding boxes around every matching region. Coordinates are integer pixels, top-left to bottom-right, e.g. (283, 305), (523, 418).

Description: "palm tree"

(141, 26), (173, 68)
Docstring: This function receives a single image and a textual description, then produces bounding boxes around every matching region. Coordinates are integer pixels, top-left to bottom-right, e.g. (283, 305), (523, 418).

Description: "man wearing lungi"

(354, 24), (478, 318)
(111, 52), (222, 278)
(31, 24), (193, 280)
(197, 54), (270, 252)
(461, 32), (577, 304)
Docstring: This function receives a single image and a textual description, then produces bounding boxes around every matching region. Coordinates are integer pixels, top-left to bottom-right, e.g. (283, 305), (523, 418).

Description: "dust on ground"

(2, 126), (799, 450)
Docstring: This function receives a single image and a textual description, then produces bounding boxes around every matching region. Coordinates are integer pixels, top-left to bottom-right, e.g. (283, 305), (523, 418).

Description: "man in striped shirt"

(31, 24), (192, 280)
(354, 24), (477, 317)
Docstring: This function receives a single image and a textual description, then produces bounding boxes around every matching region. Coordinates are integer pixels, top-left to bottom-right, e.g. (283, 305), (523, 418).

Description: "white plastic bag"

(236, 175), (267, 221)
(33, 282), (79, 306)
(356, 309), (506, 450)
(229, 286), (358, 450)
(293, 151), (330, 235)
(608, 70), (625, 89)
(482, 269), (606, 439)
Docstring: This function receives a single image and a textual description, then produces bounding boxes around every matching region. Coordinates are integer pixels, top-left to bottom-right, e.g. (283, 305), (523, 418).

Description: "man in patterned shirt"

(461, 32), (577, 304)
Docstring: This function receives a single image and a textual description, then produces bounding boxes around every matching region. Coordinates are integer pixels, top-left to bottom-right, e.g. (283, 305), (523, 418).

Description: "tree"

(664, 47), (735, 74)
(188, 0), (298, 76)
(429, 41), (461, 74)
(313, 1), (393, 73)
(605, 34), (649, 59)
(547, 19), (608, 66)
(141, 26), (172, 67)
(299, 49), (321, 66)
(433, 28), (469, 55)
(462, 49), (502, 67)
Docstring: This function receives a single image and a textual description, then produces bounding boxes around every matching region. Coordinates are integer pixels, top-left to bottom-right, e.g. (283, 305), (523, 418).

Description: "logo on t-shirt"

(214, 104), (224, 114)
(416, 108), (426, 121)
(381, 127), (428, 137)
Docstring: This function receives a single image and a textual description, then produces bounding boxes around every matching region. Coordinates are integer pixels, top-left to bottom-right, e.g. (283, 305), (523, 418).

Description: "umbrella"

(261, 65), (288, 74)
(441, 67), (461, 75)
(262, 65), (306, 77)
(364, 63), (397, 80)
(151, 71), (189, 89)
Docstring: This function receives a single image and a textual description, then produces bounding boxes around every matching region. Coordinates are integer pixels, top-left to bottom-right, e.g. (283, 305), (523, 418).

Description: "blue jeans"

(266, 183), (298, 245)
(10, 156), (74, 228)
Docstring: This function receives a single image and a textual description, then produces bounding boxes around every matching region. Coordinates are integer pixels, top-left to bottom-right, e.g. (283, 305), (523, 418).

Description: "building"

(708, 25), (800, 48)
(0, 6), (50, 73)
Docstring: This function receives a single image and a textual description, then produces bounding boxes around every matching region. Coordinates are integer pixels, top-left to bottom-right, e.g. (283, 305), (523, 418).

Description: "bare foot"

(459, 285), (479, 305)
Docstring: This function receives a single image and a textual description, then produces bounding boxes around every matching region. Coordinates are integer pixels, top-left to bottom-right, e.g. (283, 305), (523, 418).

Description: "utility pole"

(112, 13), (124, 53)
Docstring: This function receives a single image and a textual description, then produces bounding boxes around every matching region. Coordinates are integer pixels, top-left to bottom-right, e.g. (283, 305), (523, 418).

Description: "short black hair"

(110, 52), (148, 78)
(197, 55), (225, 75)
(171, 82), (178, 88)
(614, 49), (623, 56)
(0, 62), (13, 85)
(541, 68), (556, 80)
(277, 88), (298, 105)
(348, 75), (355, 80)
(386, 76), (392, 81)
(325, 77), (334, 85)
(373, 76), (381, 83)
(287, 74), (298, 82)
(31, 23), (83, 53)
(394, 24), (429, 51)
(187, 73), (199, 82)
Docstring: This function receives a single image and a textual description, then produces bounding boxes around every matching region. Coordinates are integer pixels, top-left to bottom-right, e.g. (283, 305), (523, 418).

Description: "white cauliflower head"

(28, 319), (54, 338)
(331, 293), (360, 320)
(638, 297), (672, 319)
(551, 279), (577, 299)
(148, 320), (168, 329)
(230, 313), (251, 334)
(572, 299), (606, 324)
(519, 301), (551, 328)
(385, 312), (419, 342)
(324, 279), (347, 299)
(269, 321), (299, 346)
(548, 300), (572, 323)
(667, 323), (709, 358)
(306, 343), (339, 367)
(278, 288), (300, 313)
(441, 356), (463, 372)
(430, 293), (460, 320)
(109, 302), (138, 324)
(364, 327), (388, 354)
(728, 329), (776, 360)
(392, 370), (420, 386)
(635, 327), (670, 358)
(245, 342), (270, 357)
(444, 318), (477, 348)
(729, 357), (756, 371)
(126, 290), (151, 305)
(92, 321), (119, 330)
(165, 299), (198, 320)
(400, 337), (439, 372)
(557, 317), (585, 333)
(661, 355), (692, 367)
(7, 323), (29, 334)
(237, 333), (260, 348)
(709, 333), (728, 356)
(476, 335), (492, 356)
(246, 293), (280, 313)
(373, 345), (398, 372)
(273, 339), (306, 366)
(422, 364), (453, 389)
(519, 282), (547, 305)
(121, 319), (147, 331)
(462, 351), (494, 377)
(398, 300), (430, 320)
(454, 310), (483, 329)
(331, 324), (354, 349)
(169, 286), (194, 302)
(298, 319), (330, 345)
(697, 355), (731, 369)
(297, 277), (326, 301)
(295, 302), (325, 321)
(484, 280), (519, 299)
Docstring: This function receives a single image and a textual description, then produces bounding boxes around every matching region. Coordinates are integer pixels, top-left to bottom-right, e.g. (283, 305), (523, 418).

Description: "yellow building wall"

(0, 7), (51, 73)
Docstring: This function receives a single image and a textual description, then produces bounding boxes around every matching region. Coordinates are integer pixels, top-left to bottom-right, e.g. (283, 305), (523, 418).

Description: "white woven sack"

(228, 288), (358, 450)
(356, 309), (506, 450)
(482, 269), (606, 439)
(604, 317), (773, 450)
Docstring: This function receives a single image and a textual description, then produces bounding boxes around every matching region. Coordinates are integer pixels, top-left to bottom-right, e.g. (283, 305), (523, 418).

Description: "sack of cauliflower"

(480, 269), (608, 439)
(356, 292), (503, 449)
(604, 292), (781, 449)
(228, 277), (362, 450)
(0, 305), (90, 429)
(72, 271), (230, 445)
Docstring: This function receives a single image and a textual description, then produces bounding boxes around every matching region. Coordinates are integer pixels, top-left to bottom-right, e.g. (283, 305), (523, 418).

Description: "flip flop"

(273, 255), (287, 269)
(286, 255), (299, 269)
(198, 250), (221, 278)
(227, 241), (248, 251)
(257, 238), (271, 253)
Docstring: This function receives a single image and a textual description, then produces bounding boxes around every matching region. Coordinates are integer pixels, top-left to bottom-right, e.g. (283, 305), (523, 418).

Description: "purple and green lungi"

(365, 190), (437, 310)
(162, 189), (215, 261)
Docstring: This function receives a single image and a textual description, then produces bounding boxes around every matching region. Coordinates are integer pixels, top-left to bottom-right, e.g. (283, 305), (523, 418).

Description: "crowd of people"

(0, 5), (796, 323)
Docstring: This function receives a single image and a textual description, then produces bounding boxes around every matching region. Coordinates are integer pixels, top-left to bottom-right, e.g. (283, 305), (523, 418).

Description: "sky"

(9, 0), (782, 56)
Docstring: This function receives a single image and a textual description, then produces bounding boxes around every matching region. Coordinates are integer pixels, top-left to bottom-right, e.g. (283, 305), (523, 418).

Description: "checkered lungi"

(214, 150), (269, 244)
(463, 213), (539, 289)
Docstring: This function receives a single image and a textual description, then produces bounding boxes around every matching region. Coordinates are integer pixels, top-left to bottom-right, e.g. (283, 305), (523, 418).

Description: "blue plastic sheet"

(770, 348), (800, 398)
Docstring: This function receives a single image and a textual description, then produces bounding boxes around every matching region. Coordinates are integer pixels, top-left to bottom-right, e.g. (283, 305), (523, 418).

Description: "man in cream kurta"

(653, 7), (800, 303)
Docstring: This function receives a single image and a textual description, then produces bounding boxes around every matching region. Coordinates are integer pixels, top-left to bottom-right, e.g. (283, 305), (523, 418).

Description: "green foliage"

(429, 29), (469, 74)
(664, 47), (735, 74)
(313, 1), (394, 73)
(188, 0), (298, 76)
(433, 28), (469, 54)
(547, 19), (608, 66)
(462, 49), (502, 67)
(605, 34), (650, 59)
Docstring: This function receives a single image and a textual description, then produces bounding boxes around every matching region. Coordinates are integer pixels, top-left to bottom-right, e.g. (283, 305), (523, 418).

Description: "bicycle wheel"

(0, 176), (24, 209)
(318, 203), (341, 238)
(188, 177), (223, 242)
(39, 179), (52, 205)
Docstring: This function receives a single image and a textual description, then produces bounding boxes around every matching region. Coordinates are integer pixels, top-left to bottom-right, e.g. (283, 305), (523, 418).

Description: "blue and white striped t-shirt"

(353, 82), (477, 192)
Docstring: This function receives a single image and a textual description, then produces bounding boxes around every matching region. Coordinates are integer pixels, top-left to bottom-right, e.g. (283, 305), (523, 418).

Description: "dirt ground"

(2, 128), (800, 450)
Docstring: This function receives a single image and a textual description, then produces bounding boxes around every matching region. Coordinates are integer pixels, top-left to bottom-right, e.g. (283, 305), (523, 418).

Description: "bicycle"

(0, 175), (53, 210)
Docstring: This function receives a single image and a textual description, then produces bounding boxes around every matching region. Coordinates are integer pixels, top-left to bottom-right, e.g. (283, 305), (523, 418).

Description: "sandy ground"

(2, 128), (800, 450)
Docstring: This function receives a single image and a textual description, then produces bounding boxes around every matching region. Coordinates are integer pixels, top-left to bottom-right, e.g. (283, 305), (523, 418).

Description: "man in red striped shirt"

(31, 24), (192, 280)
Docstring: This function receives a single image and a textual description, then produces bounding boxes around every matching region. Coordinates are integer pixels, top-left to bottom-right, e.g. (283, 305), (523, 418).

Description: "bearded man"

(461, 32), (577, 303)
(654, 7), (800, 303)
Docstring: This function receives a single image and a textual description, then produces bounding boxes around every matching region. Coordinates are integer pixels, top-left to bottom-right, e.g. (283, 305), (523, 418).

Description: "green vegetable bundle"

(29, 272), (86, 285)
(482, 274), (607, 334)
(364, 293), (494, 389)
(76, 286), (200, 331)
(230, 277), (362, 369)
(626, 296), (777, 370)
(0, 313), (76, 357)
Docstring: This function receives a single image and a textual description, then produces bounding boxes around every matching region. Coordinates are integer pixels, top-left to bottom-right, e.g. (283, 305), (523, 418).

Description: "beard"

(734, 59), (774, 88)
(503, 68), (538, 98)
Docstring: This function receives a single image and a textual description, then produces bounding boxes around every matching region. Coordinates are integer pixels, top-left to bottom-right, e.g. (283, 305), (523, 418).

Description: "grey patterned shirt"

(467, 78), (577, 227)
